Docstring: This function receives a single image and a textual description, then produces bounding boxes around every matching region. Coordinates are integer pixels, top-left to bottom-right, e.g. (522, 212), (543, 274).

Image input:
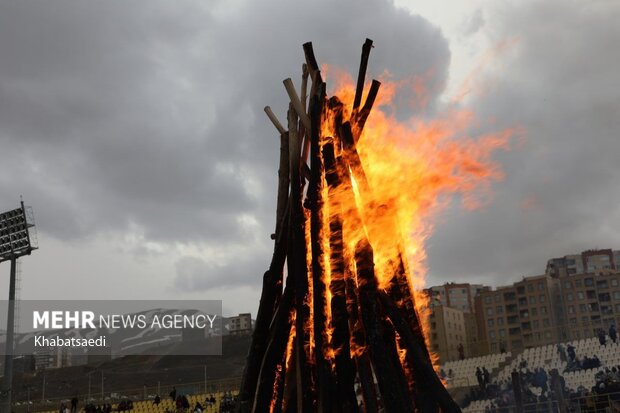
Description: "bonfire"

(237, 39), (508, 413)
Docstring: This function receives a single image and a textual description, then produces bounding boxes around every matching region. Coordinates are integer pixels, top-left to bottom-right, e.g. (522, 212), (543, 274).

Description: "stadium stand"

(439, 333), (620, 412)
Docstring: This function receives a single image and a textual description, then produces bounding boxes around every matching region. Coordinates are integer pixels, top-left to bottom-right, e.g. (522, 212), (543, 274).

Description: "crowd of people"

(462, 327), (620, 412)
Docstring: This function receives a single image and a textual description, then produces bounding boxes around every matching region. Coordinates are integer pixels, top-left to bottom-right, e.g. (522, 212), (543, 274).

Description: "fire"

(249, 40), (516, 412)
(321, 65), (515, 364)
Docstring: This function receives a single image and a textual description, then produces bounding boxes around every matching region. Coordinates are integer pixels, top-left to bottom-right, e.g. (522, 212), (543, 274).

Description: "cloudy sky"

(1, 0), (618, 316)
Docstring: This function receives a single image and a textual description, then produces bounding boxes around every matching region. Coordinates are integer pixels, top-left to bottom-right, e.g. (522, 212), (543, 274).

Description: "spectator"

(71, 397), (79, 413)
(476, 367), (484, 390)
(153, 395), (161, 406)
(458, 343), (465, 360)
(610, 324), (618, 344)
(483, 367), (491, 388)
(567, 344), (576, 362)
(556, 343), (567, 363)
(597, 328), (607, 346)
(170, 387), (177, 402)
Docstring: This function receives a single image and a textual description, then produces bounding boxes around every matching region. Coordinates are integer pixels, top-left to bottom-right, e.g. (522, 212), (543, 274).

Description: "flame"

(321, 66), (516, 365)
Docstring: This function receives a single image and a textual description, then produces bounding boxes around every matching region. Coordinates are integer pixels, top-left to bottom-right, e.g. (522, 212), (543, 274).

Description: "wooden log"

(301, 64), (309, 112)
(325, 141), (378, 413)
(265, 106), (287, 135)
(307, 82), (334, 413)
(282, 327), (297, 413)
(271, 351), (287, 413)
(355, 240), (414, 413)
(352, 79), (381, 140)
(287, 103), (315, 413)
(302, 42), (322, 85)
(302, 42), (324, 99)
(323, 142), (360, 413)
(283, 78), (311, 130)
(353, 39), (374, 110)
(378, 291), (462, 413)
(339, 121), (370, 194)
(238, 129), (290, 413)
(252, 286), (295, 413)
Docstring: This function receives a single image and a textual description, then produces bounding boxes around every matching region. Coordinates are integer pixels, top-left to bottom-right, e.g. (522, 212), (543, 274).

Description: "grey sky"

(1, 0), (618, 315)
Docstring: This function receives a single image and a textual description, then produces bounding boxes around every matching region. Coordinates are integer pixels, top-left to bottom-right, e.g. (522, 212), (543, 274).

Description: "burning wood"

(238, 40), (462, 413)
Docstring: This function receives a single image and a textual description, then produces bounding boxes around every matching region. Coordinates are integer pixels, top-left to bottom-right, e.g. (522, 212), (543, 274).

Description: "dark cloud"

(0, 0), (450, 294)
(426, 0), (620, 285)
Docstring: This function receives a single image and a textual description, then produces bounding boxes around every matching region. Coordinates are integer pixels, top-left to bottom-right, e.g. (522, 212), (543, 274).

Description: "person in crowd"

(476, 367), (484, 390)
(193, 402), (202, 413)
(556, 343), (567, 362)
(458, 343), (465, 360)
(567, 343), (576, 362)
(609, 324), (618, 344)
(170, 387), (177, 402)
(482, 367), (491, 389)
(153, 395), (161, 405)
(597, 328), (607, 346)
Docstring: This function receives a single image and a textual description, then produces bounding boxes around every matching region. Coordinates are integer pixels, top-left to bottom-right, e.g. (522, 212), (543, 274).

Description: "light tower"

(0, 200), (38, 413)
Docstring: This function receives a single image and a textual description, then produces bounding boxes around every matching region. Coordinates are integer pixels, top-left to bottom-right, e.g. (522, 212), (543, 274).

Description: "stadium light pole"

(0, 200), (38, 413)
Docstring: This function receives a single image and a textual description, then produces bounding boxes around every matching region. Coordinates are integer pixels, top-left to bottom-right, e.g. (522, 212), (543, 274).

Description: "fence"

(463, 389), (620, 412)
(12, 376), (242, 413)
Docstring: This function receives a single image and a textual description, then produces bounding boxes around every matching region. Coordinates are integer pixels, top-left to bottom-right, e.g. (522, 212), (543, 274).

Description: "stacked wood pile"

(237, 40), (461, 413)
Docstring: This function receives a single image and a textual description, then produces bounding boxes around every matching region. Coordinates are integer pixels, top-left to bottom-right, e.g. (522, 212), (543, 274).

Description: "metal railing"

(12, 377), (242, 413)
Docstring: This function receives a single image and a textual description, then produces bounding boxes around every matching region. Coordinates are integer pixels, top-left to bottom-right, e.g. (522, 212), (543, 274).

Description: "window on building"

(580, 304), (587, 313)
(527, 284), (534, 292)
(539, 295), (546, 303)
(538, 282), (544, 291)
(528, 296), (536, 305)
(567, 293), (574, 301)
(564, 281), (572, 289)
(613, 291), (620, 300)
(490, 331), (496, 339)
(543, 319), (550, 327)
(569, 318), (577, 326)
(545, 331), (552, 339)
(533, 320), (540, 329)
(499, 329), (506, 338)
(577, 292), (585, 300)
(597, 280), (609, 289)
(487, 307), (494, 316)
(611, 279), (619, 287)
(568, 306), (575, 314)
(531, 308), (538, 316)
(541, 306), (547, 314)
(497, 318), (504, 326)
(488, 319), (495, 327)
(496, 306), (504, 314)
(575, 280), (582, 288)
(484, 296), (492, 304)
(585, 278), (594, 287)
(495, 294), (502, 303)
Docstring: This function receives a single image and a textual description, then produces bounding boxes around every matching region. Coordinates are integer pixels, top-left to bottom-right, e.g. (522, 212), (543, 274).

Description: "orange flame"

(321, 65), (517, 364)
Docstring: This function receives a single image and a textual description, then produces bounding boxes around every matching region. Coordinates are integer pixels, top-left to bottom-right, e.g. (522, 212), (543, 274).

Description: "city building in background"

(546, 248), (620, 277)
(227, 313), (253, 335)
(428, 248), (620, 363)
